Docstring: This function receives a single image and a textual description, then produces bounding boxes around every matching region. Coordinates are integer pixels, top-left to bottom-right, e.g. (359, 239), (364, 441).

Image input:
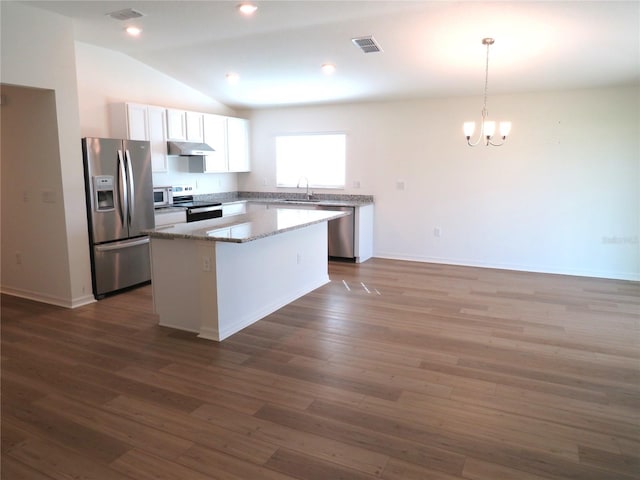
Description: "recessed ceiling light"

(125, 26), (142, 37)
(226, 72), (240, 85)
(321, 63), (336, 75)
(237, 3), (258, 16)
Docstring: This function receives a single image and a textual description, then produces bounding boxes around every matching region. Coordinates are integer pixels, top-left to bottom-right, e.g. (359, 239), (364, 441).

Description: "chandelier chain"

(483, 40), (490, 118)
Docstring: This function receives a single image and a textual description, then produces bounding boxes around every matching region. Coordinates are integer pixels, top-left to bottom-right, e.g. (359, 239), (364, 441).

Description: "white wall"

(0, 86), (74, 303)
(242, 86), (640, 280)
(1, 3), (94, 306)
(75, 42), (238, 195)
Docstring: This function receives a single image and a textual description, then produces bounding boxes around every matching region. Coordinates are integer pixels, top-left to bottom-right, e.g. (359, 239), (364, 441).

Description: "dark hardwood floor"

(2, 258), (639, 479)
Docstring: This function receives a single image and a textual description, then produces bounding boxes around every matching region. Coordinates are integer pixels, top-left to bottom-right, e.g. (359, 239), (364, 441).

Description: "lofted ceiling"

(20, 0), (640, 109)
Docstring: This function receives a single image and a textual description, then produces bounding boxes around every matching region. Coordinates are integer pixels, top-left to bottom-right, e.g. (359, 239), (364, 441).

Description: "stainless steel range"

(171, 185), (222, 222)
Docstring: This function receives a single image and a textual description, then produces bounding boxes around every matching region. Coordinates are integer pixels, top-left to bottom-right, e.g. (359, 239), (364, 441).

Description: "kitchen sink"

(282, 199), (321, 203)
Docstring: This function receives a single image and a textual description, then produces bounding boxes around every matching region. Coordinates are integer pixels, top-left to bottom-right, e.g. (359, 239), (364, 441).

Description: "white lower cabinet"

(246, 202), (268, 213)
(354, 204), (373, 263)
(222, 201), (247, 216)
(154, 209), (186, 228)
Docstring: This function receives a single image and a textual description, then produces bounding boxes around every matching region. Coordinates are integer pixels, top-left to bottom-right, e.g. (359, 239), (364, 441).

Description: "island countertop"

(144, 207), (348, 243)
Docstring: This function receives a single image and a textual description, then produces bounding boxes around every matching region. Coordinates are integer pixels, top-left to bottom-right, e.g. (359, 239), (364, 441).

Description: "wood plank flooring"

(2, 258), (639, 479)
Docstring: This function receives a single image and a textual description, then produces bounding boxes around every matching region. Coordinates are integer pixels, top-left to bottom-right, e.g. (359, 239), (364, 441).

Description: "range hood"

(167, 141), (215, 156)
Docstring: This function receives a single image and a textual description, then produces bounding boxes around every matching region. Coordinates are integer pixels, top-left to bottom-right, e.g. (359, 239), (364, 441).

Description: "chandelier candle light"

(464, 38), (511, 147)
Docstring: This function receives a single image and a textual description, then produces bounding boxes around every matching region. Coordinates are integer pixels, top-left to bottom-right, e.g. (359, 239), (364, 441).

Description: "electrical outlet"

(296, 253), (302, 264)
(353, 180), (361, 188)
(434, 227), (442, 237)
(396, 180), (405, 191)
(262, 178), (268, 186)
(202, 255), (211, 272)
(15, 251), (22, 265)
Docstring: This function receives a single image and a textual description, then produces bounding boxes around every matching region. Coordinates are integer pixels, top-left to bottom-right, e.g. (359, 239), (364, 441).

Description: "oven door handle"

(187, 205), (222, 215)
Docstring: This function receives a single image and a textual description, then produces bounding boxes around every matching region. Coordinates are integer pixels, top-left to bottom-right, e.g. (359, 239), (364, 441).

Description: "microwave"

(153, 186), (173, 207)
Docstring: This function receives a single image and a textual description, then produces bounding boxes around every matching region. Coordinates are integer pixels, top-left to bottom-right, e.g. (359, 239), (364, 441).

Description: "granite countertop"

(237, 192), (373, 207)
(189, 191), (374, 208)
(244, 198), (370, 208)
(144, 207), (349, 243)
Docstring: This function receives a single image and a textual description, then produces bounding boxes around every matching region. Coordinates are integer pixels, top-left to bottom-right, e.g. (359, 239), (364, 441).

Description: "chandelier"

(464, 38), (511, 147)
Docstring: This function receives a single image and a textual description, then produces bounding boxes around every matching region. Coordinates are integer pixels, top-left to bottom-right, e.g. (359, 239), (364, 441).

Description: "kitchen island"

(144, 208), (348, 341)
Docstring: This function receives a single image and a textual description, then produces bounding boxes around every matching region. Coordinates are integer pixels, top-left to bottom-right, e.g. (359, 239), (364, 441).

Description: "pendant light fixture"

(464, 38), (511, 146)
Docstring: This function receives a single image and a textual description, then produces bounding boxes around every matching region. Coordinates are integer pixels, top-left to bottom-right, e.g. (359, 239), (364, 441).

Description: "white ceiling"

(22, 0), (640, 109)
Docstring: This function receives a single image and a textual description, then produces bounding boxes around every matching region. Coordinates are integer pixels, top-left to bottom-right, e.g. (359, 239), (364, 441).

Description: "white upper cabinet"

(201, 114), (227, 172)
(110, 103), (168, 172)
(113, 103), (250, 174)
(166, 109), (187, 141)
(185, 111), (204, 142)
(147, 106), (168, 173)
(189, 114), (227, 173)
(189, 115), (250, 173)
(227, 117), (250, 172)
(125, 103), (148, 141)
(167, 110), (204, 142)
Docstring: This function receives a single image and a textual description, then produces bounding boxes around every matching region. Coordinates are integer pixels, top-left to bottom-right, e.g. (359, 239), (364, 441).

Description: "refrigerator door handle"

(95, 237), (149, 252)
(125, 149), (135, 226)
(117, 149), (128, 227)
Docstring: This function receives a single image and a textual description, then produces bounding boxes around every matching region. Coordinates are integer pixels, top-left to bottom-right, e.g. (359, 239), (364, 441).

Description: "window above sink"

(275, 133), (346, 189)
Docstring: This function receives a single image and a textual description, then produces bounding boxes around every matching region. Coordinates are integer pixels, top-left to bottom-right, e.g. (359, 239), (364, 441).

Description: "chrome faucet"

(296, 176), (312, 199)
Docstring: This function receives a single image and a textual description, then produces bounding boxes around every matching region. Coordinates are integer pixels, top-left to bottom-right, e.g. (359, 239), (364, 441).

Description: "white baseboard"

(373, 252), (640, 282)
(0, 285), (96, 308)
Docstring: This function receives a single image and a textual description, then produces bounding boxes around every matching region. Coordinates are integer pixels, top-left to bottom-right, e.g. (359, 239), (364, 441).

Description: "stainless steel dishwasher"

(322, 206), (355, 259)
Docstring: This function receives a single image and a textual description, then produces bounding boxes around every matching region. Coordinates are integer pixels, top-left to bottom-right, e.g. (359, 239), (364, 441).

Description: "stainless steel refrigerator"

(82, 137), (155, 299)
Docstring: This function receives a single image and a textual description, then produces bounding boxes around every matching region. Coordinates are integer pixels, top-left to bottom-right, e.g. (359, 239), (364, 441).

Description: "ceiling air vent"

(351, 35), (383, 54)
(107, 8), (145, 21)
